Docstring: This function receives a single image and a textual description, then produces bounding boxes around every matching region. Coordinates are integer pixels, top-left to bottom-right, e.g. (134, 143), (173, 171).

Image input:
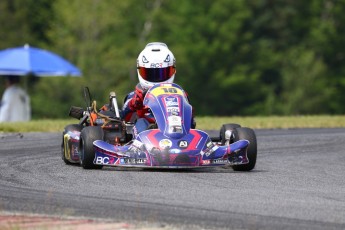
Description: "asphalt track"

(0, 128), (345, 229)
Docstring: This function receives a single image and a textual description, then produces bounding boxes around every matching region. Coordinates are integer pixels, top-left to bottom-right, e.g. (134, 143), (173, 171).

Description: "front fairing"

(136, 129), (208, 166)
(143, 83), (192, 139)
(93, 129), (249, 168)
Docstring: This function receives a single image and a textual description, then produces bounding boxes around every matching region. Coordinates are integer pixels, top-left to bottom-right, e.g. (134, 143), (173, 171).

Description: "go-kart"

(62, 83), (257, 171)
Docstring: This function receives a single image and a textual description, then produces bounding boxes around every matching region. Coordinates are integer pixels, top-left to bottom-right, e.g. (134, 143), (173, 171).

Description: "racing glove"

(129, 88), (145, 111)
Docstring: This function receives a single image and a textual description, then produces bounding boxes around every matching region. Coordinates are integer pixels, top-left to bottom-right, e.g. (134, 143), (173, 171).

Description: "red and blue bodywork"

(93, 83), (250, 168)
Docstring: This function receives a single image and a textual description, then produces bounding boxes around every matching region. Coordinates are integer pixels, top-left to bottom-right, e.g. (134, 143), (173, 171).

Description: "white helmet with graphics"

(137, 42), (176, 90)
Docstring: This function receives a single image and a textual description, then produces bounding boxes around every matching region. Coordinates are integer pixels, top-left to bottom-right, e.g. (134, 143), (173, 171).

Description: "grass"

(1, 115), (345, 133)
(196, 115), (345, 130)
(0, 119), (77, 133)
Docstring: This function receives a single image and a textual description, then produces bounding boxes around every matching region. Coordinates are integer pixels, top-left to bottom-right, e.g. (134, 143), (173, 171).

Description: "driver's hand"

(129, 88), (144, 110)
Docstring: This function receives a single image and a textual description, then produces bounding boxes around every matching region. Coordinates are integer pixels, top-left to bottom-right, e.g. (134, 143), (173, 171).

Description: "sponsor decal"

(178, 140), (188, 148)
(202, 160), (211, 165)
(204, 146), (215, 157)
(164, 97), (179, 107)
(205, 150), (213, 157)
(167, 107), (180, 113)
(159, 139), (172, 149)
(170, 111), (179, 116)
(122, 158), (147, 164)
(150, 63), (163, 68)
(164, 54), (170, 62)
(96, 156), (108, 164)
(168, 115), (183, 133)
(136, 158), (146, 164)
(213, 159), (228, 164)
(132, 140), (144, 149)
(203, 139), (218, 157)
(167, 107), (180, 116)
(168, 115), (181, 126)
(169, 148), (181, 154)
(142, 55), (149, 63)
(95, 156), (116, 165)
(169, 125), (183, 133)
(211, 145), (219, 151)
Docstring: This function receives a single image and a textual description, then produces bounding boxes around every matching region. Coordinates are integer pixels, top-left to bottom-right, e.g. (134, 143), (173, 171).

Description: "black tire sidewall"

(80, 126), (104, 169)
(232, 127), (257, 171)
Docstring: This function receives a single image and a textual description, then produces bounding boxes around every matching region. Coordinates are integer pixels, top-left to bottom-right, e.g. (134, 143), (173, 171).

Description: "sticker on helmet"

(164, 54), (170, 62)
(142, 55), (149, 63)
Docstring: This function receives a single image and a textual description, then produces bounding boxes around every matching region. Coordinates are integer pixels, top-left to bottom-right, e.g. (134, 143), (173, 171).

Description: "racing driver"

(121, 42), (196, 136)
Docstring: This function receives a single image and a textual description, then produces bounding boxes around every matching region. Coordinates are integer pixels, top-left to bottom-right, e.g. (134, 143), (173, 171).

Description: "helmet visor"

(138, 66), (176, 82)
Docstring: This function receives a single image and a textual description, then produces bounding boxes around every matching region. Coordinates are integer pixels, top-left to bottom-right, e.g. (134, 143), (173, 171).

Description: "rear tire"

(80, 126), (104, 169)
(61, 124), (83, 165)
(232, 127), (257, 171)
(220, 123), (241, 145)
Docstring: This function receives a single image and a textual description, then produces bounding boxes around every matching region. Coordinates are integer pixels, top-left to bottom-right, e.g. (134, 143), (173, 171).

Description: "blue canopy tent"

(0, 44), (81, 77)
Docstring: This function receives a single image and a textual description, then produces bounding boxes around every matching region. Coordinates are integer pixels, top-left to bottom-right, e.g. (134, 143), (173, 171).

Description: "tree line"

(1, 0), (344, 118)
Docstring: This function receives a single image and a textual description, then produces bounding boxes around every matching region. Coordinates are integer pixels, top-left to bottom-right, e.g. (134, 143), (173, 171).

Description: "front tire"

(232, 127), (257, 171)
(80, 126), (104, 169)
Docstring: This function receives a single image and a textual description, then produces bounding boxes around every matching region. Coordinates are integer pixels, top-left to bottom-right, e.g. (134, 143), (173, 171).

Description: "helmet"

(137, 42), (176, 90)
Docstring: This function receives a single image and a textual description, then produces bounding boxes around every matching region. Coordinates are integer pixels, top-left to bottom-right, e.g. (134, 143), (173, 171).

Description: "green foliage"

(279, 48), (331, 115)
(1, 0), (345, 117)
(29, 77), (85, 119)
(0, 0), (54, 48)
